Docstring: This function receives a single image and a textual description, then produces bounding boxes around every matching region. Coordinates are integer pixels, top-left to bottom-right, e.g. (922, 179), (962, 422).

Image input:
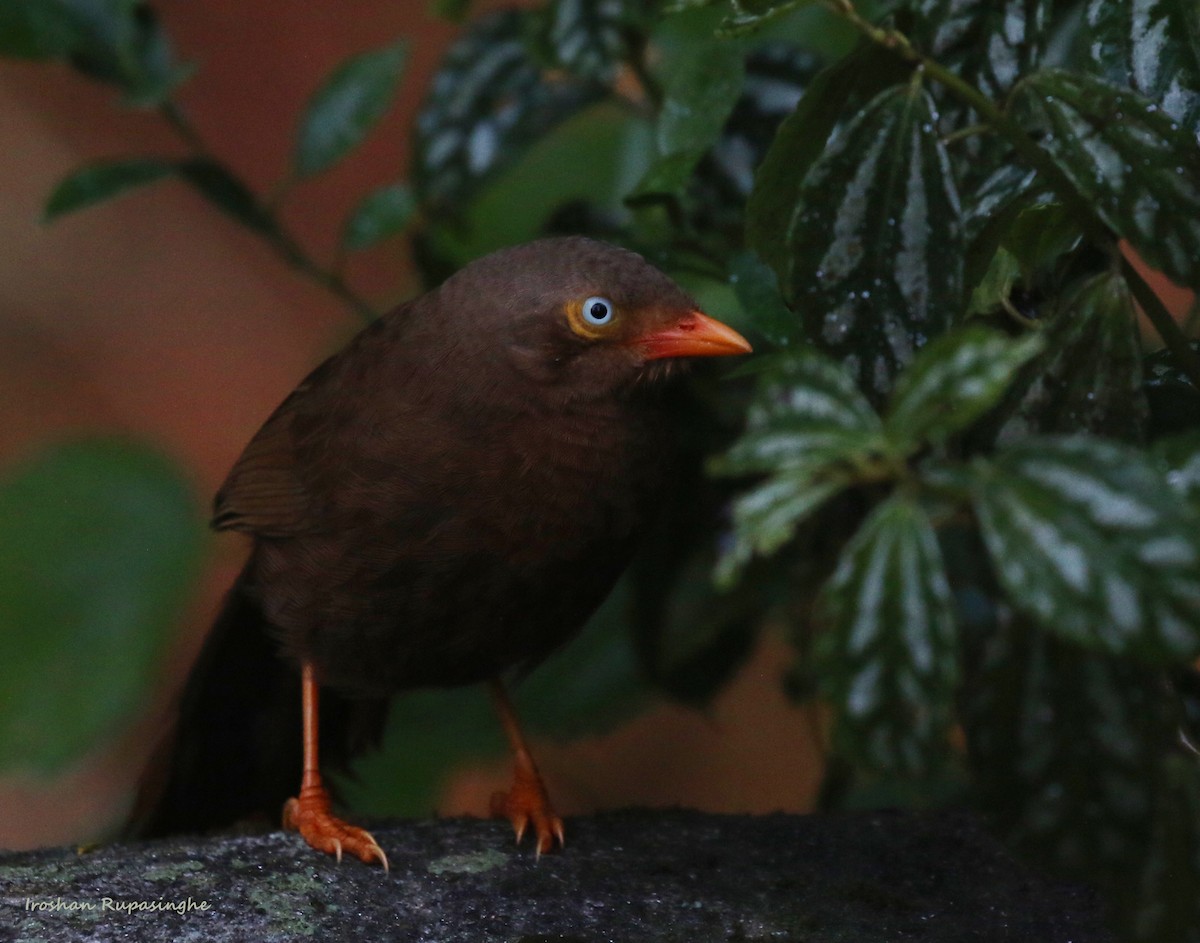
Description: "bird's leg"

(282, 662), (388, 870)
(488, 679), (565, 855)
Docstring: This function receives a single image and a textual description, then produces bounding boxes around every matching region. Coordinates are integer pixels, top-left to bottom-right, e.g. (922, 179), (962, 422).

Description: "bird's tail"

(126, 559), (384, 838)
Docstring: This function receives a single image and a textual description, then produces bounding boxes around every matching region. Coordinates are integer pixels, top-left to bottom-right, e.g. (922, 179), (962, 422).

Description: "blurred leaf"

(59, 0), (190, 105)
(43, 157), (174, 221)
(0, 439), (203, 773)
(541, 0), (636, 82)
(717, 0), (815, 37)
(294, 41), (409, 178)
(885, 326), (1043, 451)
(176, 159), (275, 236)
(818, 494), (956, 776)
(627, 151), (703, 203)
(0, 0), (81, 58)
(1155, 431), (1200, 511)
(413, 10), (603, 212)
(966, 245), (1021, 316)
(657, 39), (745, 158)
(728, 249), (800, 347)
(1013, 69), (1200, 290)
(972, 436), (1200, 660)
(341, 182), (417, 251)
(747, 42), (912, 281)
(788, 79), (964, 399)
(429, 0), (473, 21)
(1000, 202), (1083, 280)
(1083, 0), (1200, 140)
(712, 349), (887, 583)
(964, 621), (1200, 943)
(1001, 270), (1147, 440)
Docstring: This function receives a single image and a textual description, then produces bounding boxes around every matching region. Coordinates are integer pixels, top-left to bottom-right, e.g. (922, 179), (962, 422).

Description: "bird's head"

(432, 237), (752, 399)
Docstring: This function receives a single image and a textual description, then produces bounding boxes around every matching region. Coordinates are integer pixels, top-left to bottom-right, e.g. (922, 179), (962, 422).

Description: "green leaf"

(1144, 340), (1200, 438)
(0, 439), (203, 772)
(0, 0), (81, 58)
(728, 249), (800, 347)
(413, 10), (602, 211)
(656, 40), (745, 158)
(429, 0), (473, 21)
(1000, 270), (1147, 440)
(341, 182), (417, 251)
(1000, 202), (1084, 281)
(964, 621), (1200, 943)
(885, 326), (1043, 451)
(747, 42), (912, 281)
(788, 79), (965, 399)
(972, 436), (1200, 660)
(1083, 0), (1200, 140)
(294, 41), (409, 178)
(1013, 69), (1200, 290)
(966, 245), (1021, 316)
(58, 0), (190, 105)
(43, 157), (175, 221)
(176, 159), (275, 236)
(541, 0), (636, 82)
(712, 349), (886, 584)
(817, 494), (957, 776)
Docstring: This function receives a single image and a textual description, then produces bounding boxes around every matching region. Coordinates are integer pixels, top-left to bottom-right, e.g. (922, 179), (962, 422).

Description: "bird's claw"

(490, 763), (564, 856)
(283, 785), (389, 871)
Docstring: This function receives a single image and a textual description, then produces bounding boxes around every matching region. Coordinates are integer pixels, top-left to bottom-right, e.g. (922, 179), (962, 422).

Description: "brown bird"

(130, 236), (751, 866)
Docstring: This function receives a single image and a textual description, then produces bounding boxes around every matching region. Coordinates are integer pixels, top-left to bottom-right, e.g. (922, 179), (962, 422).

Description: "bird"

(128, 236), (752, 867)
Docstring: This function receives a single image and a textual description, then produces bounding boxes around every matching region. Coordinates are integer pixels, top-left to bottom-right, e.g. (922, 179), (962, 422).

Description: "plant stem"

(159, 101), (378, 322)
(1122, 259), (1200, 392)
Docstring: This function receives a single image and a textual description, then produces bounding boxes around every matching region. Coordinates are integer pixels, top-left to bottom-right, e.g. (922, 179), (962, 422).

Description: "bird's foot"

(490, 757), (564, 856)
(283, 782), (389, 870)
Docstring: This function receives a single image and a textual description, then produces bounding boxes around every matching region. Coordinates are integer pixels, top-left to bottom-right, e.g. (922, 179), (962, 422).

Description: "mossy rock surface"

(0, 809), (1110, 942)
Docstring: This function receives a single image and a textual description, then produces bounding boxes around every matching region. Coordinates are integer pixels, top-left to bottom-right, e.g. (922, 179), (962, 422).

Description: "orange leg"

(488, 679), (564, 855)
(282, 663), (389, 870)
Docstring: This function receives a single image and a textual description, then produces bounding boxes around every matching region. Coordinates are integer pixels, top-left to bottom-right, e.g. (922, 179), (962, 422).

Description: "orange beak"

(630, 310), (753, 361)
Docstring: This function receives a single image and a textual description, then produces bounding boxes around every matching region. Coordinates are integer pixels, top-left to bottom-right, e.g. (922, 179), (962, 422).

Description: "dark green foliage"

(9, 2), (1200, 939)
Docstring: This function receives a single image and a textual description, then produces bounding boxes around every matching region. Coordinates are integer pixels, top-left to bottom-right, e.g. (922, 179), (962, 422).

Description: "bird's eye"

(581, 296), (614, 327)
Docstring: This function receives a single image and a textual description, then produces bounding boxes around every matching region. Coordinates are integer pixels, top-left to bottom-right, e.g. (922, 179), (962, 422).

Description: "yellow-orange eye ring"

(566, 295), (618, 339)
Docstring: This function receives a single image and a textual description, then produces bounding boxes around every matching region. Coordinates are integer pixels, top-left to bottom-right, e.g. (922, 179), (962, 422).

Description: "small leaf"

(787, 78), (965, 399)
(341, 182), (417, 251)
(966, 245), (1021, 316)
(1013, 69), (1200, 290)
(817, 494), (957, 776)
(1000, 270), (1147, 441)
(1155, 431), (1200, 511)
(972, 436), (1200, 660)
(43, 157), (175, 221)
(656, 40), (745, 159)
(541, 0), (635, 82)
(717, 0), (816, 37)
(295, 41), (409, 178)
(429, 0), (473, 21)
(0, 439), (203, 772)
(885, 326), (1043, 451)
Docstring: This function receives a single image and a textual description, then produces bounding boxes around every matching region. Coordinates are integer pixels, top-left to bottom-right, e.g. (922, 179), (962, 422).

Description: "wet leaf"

(885, 326), (1043, 451)
(818, 494), (957, 776)
(294, 41), (408, 177)
(1001, 270), (1147, 441)
(1013, 69), (1200, 290)
(43, 157), (175, 221)
(1084, 0), (1200, 141)
(341, 182), (417, 251)
(787, 79), (965, 399)
(413, 10), (602, 211)
(972, 435), (1200, 660)
(747, 42), (912, 281)
(0, 439), (203, 772)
